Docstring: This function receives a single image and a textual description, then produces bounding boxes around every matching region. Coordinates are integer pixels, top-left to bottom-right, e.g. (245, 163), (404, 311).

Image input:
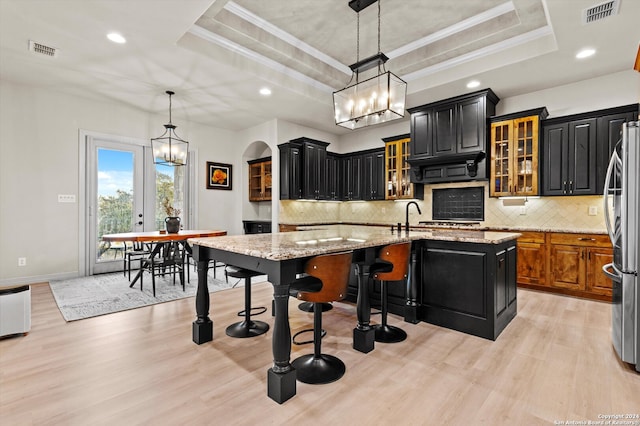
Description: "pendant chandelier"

(151, 90), (188, 166)
(333, 0), (407, 130)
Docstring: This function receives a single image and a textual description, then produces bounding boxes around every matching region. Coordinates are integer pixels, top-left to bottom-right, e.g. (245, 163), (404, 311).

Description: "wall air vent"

(582, 0), (620, 24)
(28, 40), (58, 57)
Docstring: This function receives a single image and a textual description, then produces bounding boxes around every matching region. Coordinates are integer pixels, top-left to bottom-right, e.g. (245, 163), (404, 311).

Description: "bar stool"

(289, 251), (353, 385)
(297, 301), (333, 312)
(224, 265), (269, 338)
(369, 242), (411, 343)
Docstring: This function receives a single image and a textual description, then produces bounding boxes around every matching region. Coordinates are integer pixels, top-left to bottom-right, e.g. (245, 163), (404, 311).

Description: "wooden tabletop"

(102, 229), (226, 243)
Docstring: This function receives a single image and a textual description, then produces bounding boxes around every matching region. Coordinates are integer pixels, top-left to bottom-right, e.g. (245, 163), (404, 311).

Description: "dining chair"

(139, 241), (185, 297)
(123, 241), (151, 281)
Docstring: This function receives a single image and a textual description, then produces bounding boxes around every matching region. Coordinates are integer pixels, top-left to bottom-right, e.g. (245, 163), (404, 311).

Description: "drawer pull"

(577, 237), (596, 241)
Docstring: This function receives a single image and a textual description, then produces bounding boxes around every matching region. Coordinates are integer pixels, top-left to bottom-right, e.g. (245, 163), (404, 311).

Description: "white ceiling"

(1, 0), (638, 135)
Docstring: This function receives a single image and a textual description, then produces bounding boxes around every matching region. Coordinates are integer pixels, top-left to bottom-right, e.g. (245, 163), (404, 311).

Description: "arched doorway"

(242, 141), (273, 233)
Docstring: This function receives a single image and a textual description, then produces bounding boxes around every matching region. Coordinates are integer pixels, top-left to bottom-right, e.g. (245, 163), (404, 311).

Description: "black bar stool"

(289, 251), (353, 385)
(297, 301), (333, 312)
(369, 242), (411, 343)
(224, 266), (269, 338)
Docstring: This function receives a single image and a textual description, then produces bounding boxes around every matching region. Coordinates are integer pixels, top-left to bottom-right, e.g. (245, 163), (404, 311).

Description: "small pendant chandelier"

(151, 90), (189, 166)
(333, 0), (407, 130)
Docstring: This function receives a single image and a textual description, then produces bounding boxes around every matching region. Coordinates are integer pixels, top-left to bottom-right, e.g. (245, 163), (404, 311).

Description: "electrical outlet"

(381, 207), (386, 214)
(519, 206), (527, 215)
(18, 257), (26, 266)
(588, 206), (598, 216)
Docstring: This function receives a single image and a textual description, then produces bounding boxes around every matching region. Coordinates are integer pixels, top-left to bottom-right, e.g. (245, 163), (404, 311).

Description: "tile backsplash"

(279, 181), (607, 232)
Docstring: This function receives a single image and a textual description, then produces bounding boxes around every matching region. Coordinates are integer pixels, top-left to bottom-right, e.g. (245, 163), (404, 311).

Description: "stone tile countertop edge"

(279, 221), (607, 235)
(189, 225), (521, 261)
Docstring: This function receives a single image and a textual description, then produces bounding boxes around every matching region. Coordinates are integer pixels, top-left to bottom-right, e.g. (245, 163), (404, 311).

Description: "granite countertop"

(190, 225), (520, 261)
(280, 221), (607, 235)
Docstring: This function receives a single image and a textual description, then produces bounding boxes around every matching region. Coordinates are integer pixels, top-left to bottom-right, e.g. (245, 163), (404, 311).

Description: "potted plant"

(162, 197), (181, 233)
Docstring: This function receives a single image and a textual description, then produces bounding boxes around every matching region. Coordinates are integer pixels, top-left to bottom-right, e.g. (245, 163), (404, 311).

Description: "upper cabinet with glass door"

(248, 157), (272, 201)
(382, 134), (424, 200)
(489, 108), (548, 197)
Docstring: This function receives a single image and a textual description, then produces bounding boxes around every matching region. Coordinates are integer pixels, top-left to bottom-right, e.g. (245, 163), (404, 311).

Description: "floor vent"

(582, 0), (620, 24)
(28, 40), (59, 57)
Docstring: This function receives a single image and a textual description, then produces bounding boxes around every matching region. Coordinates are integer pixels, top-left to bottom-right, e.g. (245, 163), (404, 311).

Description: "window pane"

(96, 148), (134, 262)
(155, 164), (185, 230)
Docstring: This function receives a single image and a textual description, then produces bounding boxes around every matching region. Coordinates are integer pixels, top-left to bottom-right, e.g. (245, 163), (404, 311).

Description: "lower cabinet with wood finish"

(516, 231), (546, 286)
(517, 231), (613, 301)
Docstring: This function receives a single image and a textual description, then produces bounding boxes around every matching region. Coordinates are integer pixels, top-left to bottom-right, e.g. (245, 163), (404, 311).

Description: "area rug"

(49, 269), (259, 322)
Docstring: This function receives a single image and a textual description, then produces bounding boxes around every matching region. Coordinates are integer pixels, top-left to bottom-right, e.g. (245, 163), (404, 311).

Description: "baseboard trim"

(0, 272), (80, 288)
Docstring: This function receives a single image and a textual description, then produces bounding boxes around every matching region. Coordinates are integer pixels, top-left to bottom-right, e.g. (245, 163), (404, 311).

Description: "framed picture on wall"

(206, 162), (232, 190)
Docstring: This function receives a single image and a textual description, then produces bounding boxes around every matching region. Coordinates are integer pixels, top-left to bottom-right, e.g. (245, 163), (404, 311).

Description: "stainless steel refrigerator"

(603, 121), (639, 372)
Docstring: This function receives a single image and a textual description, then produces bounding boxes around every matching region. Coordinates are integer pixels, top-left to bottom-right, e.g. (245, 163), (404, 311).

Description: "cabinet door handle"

(563, 181), (567, 194)
(578, 237), (596, 241)
(569, 180), (573, 194)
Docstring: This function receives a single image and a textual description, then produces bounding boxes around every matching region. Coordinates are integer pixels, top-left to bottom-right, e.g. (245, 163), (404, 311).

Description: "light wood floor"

(1, 283), (638, 425)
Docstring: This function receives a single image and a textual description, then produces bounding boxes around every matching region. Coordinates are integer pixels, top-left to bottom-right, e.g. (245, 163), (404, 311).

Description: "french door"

(83, 132), (192, 275)
(87, 138), (147, 274)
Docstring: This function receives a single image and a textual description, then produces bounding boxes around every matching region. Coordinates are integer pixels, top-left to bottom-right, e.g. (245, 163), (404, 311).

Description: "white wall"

(0, 80), (238, 285)
(496, 70), (640, 118)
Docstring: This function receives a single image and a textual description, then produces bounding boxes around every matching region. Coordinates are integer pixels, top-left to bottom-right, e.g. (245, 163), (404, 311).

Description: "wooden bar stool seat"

(370, 242), (411, 343)
(224, 266), (269, 338)
(289, 251), (353, 385)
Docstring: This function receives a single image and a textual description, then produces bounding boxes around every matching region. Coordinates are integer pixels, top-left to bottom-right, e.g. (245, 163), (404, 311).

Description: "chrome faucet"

(405, 201), (422, 233)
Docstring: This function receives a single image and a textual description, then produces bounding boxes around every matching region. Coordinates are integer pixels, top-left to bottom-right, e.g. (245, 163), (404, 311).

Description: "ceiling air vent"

(28, 40), (59, 57)
(582, 0), (620, 24)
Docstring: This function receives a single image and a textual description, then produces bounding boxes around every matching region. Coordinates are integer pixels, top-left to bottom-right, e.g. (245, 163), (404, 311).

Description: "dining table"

(102, 229), (227, 288)
(188, 225), (423, 404)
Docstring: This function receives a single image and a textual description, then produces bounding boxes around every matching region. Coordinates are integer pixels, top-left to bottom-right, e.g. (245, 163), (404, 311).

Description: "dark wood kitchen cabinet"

(302, 139), (328, 200)
(278, 137), (329, 200)
(279, 142), (302, 199)
(341, 153), (362, 200)
(410, 110), (432, 157)
(361, 149), (385, 200)
(326, 152), (341, 200)
(407, 89), (499, 184)
(408, 88), (499, 160)
(242, 220), (272, 234)
(596, 108), (638, 193)
(541, 118), (597, 195)
(420, 238), (517, 340)
(541, 103), (638, 196)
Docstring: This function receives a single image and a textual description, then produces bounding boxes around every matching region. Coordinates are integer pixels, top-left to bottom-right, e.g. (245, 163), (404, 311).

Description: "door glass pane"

(96, 148), (134, 262)
(155, 164), (185, 230)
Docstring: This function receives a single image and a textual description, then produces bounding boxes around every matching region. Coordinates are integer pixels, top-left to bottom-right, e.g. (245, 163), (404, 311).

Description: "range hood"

(408, 151), (487, 183)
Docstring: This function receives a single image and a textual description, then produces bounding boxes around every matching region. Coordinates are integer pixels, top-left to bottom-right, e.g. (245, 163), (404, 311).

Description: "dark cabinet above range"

(407, 88), (499, 184)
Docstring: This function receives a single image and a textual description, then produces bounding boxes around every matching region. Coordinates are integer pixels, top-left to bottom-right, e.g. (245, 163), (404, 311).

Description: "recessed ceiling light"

(107, 33), (126, 44)
(466, 80), (481, 89)
(576, 48), (596, 59)
(259, 87), (272, 96)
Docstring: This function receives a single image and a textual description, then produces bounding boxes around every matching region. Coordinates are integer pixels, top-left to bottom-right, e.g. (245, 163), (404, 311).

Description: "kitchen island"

(189, 225), (520, 403)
